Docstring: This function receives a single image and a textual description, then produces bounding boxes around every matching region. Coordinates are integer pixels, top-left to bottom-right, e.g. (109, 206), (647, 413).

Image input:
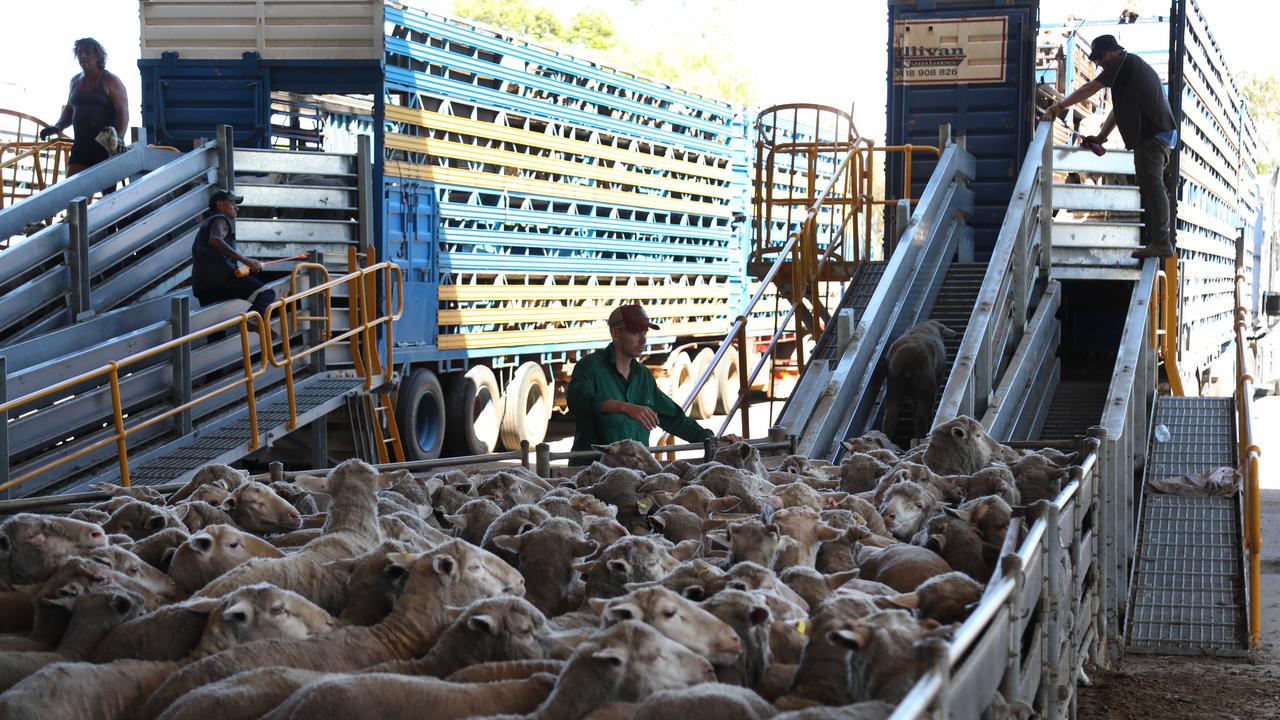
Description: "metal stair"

(1049, 146), (1143, 281)
(1036, 380), (1109, 440)
(1126, 396), (1249, 656)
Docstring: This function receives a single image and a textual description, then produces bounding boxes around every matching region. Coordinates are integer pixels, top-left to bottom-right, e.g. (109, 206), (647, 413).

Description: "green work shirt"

(566, 344), (712, 465)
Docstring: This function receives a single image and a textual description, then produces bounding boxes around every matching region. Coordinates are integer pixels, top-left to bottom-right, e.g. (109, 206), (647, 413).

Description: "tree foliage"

(1241, 71), (1279, 175)
(453, 0), (562, 41)
(565, 9), (617, 50)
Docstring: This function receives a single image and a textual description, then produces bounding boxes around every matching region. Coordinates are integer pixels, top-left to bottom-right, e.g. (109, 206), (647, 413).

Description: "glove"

(1081, 135), (1107, 156)
(38, 126), (59, 140)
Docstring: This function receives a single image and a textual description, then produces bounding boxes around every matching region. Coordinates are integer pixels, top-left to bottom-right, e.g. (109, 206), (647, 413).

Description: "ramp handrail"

(0, 263), (401, 493)
(937, 121), (1053, 424)
(0, 109), (72, 216)
(1234, 269), (1261, 648)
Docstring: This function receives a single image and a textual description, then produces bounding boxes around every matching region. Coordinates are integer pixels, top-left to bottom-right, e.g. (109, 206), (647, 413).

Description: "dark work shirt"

(1095, 51), (1176, 149)
(566, 344), (713, 465)
(191, 213), (237, 293)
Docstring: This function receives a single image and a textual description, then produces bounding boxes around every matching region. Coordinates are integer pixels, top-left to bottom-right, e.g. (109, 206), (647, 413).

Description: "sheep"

(712, 441), (769, 479)
(594, 585), (742, 663)
(872, 461), (960, 505)
(378, 512), (445, 550)
(269, 480), (321, 516)
(328, 541), (415, 626)
(915, 511), (992, 582)
(772, 701), (896, 719)
(715, 562), (810, 615)
(841, 431), (901, 456)
(829, 609), (952, 702)
(726, 520), (780, 568)
(879, 571), (983, 624)
(647, 504), (711, 545)
(163, 597), (568, 720)
(570, 460), (613, 489)
(480, 621), (716, 720)
(582, 516), (629, 554)
(922, 415), (1017, 475)
(768, 483), (846, 512)
(593, 439), (665, 475)
(778, 593), (881, 707)
(194, 459), (400, 611)
(220, 481), (304, 534)
(137, 540), (524, 719)
(778, 567), (861, 611)
(0, 587), (145, 691)
(642, 559), (726, 601)
(476, 472), (549, 509)
(0, 584), (337, 719)
(89, 584), (335, 663)
(261, 673), (557, 720)
(126, 528), (189, 571)
(827, 496), (890, 539)
(632, 683), (778, 720)
(878, 320), (957, 441)
(1009, 453), (1069, 504)
(67, 508), (112, 525)
(659, 485), (742, 518)
(577, 535), (687, 600)
(167, 524), (286, 595)
(445, 498), (505, 546)
(853, 543), (952, 593)
(493, 517), (598, 616)
(584, 467), (649, 533)
(770, 507), (845, 568)
(0, 513), (108, 585)
(699, 588), (772, 687)
(169, 463), (251, 502)
(39, 555), (172, 612)
(878, 480), (940, 541)
(949, 465), (1019, 504)
(535, 495), (584, 526)
(694, 464), (771, 513)
(183, 483), (232, 507)
(482, 504), (553, 565)
(955, 494), (1013, 547)
(568, 492), (617, 520)
(432, 484), (472, 516)
(636, 472), (684, 507)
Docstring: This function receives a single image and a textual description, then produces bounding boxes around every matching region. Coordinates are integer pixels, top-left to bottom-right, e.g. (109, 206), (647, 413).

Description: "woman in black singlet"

(40, 38), (129, 176)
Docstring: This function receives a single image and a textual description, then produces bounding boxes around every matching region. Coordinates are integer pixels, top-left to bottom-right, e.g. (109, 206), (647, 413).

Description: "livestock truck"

(137, 0), (835, 461)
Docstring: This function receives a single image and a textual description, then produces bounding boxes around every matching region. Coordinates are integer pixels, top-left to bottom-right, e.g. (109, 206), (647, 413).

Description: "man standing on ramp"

(1048, 34), (1178, 260)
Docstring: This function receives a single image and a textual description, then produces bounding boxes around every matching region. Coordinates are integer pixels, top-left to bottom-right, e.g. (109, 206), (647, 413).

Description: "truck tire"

(396, 368), (445, 461)
(443, 365), (503, 456)
(499, 361), (552, 450)
(670, 351), (695, 408)
(689, 348), (719, 419)
(714, 349), (741, 415)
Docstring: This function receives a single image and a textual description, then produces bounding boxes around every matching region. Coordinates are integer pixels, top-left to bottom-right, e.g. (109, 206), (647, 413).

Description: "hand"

(1082, 135), (1104, 146)
(622, 403), (659, 430)
(38, 126), (59, 140)
(1044, 103), (1063, 121)
(720, 433), (743, 443)
(247, 259), (264, 274)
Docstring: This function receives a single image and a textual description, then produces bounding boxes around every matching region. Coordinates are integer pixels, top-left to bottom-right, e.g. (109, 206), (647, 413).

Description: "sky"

(0, 0), (1275, 145)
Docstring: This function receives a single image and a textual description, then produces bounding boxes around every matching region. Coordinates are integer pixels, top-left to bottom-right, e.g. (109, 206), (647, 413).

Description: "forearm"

(598, 399), (632, 415)
(1060, 80), (1103, 110)
(1099, 111), (1117, 139)
(209, 236), (251, 265)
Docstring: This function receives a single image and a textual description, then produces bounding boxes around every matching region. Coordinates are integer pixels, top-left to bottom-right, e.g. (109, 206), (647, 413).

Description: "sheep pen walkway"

(1077, 396), (1280, 719)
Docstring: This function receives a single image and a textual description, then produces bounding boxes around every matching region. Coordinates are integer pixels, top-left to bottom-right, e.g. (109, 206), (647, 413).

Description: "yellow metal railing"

(1150, 255), (1186, 395)
(0, 109), (72, 213)
(1233, 269), (1261, 649)
(0, 260), (402, 492)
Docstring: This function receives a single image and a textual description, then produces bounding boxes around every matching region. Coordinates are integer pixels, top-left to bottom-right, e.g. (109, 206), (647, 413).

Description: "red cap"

(608, 304), (660, 332)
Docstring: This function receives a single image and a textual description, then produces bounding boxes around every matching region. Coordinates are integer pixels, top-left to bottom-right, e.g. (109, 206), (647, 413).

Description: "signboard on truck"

(892, 16), (1008, 85)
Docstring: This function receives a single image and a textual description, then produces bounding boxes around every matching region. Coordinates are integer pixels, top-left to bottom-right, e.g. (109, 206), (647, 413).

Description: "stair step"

(1052, 145), (1136, 175)
(1053, 183), (1142, 212)
(1052, 220), (1142, 245)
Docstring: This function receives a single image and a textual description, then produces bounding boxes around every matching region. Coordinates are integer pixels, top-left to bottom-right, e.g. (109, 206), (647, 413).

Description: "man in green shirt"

(566, 304), (740, 465)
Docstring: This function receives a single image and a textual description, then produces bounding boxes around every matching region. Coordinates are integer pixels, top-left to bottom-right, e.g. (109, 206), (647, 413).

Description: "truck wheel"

(689, 348), (719, 419)
(499, 361), (552, 450)
(714, 349), (741, 415)
(444, 365), (502, 456)
(670, 351), (695, 408)
(396, 368), (445, 461)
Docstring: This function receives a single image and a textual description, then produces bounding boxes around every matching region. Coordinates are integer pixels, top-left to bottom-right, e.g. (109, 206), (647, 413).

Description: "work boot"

(1130, 243), (1174, 259)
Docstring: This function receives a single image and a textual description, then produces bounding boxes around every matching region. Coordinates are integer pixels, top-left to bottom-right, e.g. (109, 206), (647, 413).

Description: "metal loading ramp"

(1125, 396), (1249, 655)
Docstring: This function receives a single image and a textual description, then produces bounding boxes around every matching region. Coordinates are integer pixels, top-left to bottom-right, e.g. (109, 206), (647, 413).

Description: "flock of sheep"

(0, 415), (1075, 719)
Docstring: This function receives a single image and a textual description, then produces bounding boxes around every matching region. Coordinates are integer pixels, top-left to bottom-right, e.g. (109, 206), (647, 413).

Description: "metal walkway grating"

(1126, 396), (1248, 655)
(813, 262), (886, 361)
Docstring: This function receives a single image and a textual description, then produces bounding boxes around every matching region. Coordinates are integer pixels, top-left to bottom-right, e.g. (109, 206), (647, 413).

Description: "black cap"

(209, 188), (244, 211)
(1088, 34), (1124, 62)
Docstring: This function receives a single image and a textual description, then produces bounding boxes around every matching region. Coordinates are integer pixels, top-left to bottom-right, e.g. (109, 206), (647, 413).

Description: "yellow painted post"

(736, 320), (751, 439)
(1162, 255), (1185, 395)
(241, 317), (262, 445)
(108, 363), (130, 486)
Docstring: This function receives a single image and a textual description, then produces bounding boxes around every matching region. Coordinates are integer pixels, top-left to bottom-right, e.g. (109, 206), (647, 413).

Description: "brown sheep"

(915, 511), (992, 582)
(169, 464), (251, 503)
(778, 593), (881, 708)
(647, 505), (711, 545)
(0, 587), (145, 691)
(220, 481), (304, 534)
(593, 439), (665, 475)
(726, 520), (780, 568)
(949, 465), (1020, 504)
(166, 525), (284, 595)
(922, 416), (1017, 475)
(1009, 453), (1070, 504)
(853, 543), (952, 593)
(476, 472), (549, 510)
(699, 589), (772, 687)
(86, 545), (180, 602)
(329, 541), (416, 627)
(594, 585), (742, 663)
(577, 536), (688, 600)
(879, 571), (983, 624)
(0, 513), (108, 585)
(658, 485), (742, 519)
(446, 498), (505, 546)
(830, 609), (952, 702)
(137, 540), (524, 719)
(879, 320), (957, 442)
(493, 517), (598, 616)
(955, 494), (1013, 548)
(633, 683), (778, 720)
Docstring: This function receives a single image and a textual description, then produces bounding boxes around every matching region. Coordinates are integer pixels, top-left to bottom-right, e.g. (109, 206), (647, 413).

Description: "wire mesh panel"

(1127, 396), (1248, 655)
